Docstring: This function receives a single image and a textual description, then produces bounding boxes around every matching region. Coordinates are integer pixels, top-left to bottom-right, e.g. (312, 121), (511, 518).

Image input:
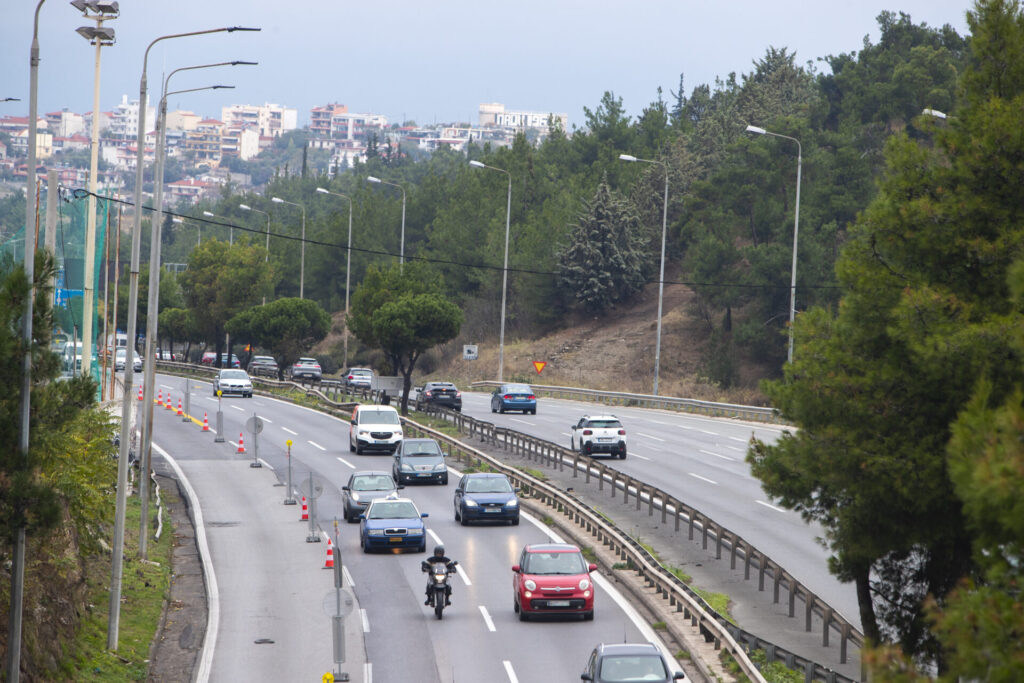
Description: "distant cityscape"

(0, 100), (569, 206)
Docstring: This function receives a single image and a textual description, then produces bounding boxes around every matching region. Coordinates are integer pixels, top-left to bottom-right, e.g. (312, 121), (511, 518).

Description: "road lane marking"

(363, 663), (372, 683)
(160, 383), (173, 389)
(503, 661), (518, 683)
(282, 427), (298, 435)
(630, 453), (651, 461)
(257, 416), (273, 423)
(360, 608), (370, 633)
(699, 449), (735, 461)
(258, 459), (273, 470)
(730, 436), (748, 443)
(723, 444), (745, 452)
(697, 428), (717, 435)
(308, 440), (325, 451)
(479, 605), (496, 632)
(756, 500), (787, 513)
(689, 473), (718, 485)
(230, 405), (244, 412)
(204, 397), (218, 403)
(336, 457), (355, 469)
(458, 567), (472, 587)
(427, 529), (443, 546)
(510, 418), (533, 425)
(343, 565), (354, 587)
(637, 432), (664, 442)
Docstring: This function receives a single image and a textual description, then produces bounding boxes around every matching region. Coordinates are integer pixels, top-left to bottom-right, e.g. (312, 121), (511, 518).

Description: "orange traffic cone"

(323, 537), (334, 569)
(157, 389), (162, 404)
(165, 393), (174, 410)
(137, 385), (143, 401)
(237, 433), (246, 453)
(300, 496), (309, 521)
(202, 412), (210, 431)
(176, 398), (183, 416)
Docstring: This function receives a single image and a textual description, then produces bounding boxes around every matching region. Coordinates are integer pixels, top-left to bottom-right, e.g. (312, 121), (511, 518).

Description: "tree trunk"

(854, 562), (881, 646)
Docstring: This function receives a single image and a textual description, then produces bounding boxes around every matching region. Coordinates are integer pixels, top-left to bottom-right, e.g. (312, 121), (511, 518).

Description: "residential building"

(45, 110), (85, 137)
(220, 103), (297, 138)
(108, 95), (155, 140)
(310, 103), (388, 140)
(166, 109), (201, 132)
(180, 119), (223, 166)
(478, 102), (568, 132)
(165, 177), (219, 205)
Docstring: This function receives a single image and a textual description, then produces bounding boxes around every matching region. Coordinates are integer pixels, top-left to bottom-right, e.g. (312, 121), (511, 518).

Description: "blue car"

(490, 383), (537, 414)
(359, 496), (428, 553)
(454, 473), (520, 525)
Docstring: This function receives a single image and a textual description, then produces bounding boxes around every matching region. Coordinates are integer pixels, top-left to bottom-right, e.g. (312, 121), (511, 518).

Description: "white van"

(62, 341), (83, 372)
(348, 404), (403, 455)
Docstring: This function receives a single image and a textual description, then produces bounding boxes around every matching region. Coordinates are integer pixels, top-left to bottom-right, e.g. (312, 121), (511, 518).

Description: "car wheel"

(530, 409), (536, 415)
(355, 443), (363, 455)
(619, 448), (627, 459)
(518, 606), (530, 622)
(491, 404), (497, 413)
(498, 404), (505, 414)
(582, 610), (594, 621)
(454, 505), (461, 522)
(511, 515), (520, 526)
(513, 598), (520, 614)
(362, 535), (371, 553)
(349, 439), (355, 453)
(417, 540), (426, 553)
(440, 474), (448, 485)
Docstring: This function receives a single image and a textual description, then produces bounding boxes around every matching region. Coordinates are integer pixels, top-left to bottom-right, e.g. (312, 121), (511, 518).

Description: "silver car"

(213, 368), (253, 397)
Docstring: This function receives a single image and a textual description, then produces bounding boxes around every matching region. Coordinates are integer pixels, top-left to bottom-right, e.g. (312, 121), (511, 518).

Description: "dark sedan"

(342, 470), (402, 522)
(454, 473), (519, 525)
(392, 438), (448, 485)
(420, 381), (462, 411)
(490, 383), (537, 414)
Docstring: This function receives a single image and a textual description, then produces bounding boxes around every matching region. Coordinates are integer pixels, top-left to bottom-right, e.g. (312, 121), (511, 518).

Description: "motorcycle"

(422, 559), (458, 619)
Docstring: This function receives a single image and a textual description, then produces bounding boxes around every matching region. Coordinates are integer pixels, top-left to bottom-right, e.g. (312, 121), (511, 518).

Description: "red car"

(512, 543), (596, 621)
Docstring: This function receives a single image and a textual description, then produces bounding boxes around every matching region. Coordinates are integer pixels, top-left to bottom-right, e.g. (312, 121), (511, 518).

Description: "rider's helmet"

(433, 545), (445, 559)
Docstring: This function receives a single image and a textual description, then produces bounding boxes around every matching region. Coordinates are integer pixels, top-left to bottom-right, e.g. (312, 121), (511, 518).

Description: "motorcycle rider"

(422, 544), (456, 606)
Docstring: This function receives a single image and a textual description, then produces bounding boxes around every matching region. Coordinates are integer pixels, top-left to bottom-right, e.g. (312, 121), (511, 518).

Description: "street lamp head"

(469, 160), (486, 168)
(71, 0), (119, 16)
(316, 187), (329, 194)
(618, 154), (638, 162)
(171, 217), (183, 224)
(202, 211), (215, 218)
(921, 108), (948, 120)
(271, 197), (285, 204)
(76, 25), (116, 44)
(745, 125), (767, 135)
(211, 85), (235, 90)
(366, 176), (381, 184)
(239, 203), (252, 210)
(231, 61), (259, 66)
(226, 26), (262, 32)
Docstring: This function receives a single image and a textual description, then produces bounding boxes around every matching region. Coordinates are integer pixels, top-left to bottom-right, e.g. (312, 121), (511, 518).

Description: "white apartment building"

(45, 110), (85, 138)
(165, 110), (201, 132)
(478, 102), (568, 131)
(107, 95), (155, 140)
(221, 103), (297, 138)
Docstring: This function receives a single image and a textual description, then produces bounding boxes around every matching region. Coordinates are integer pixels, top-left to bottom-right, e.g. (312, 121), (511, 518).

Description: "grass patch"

(666, 566), (693, 584)
(692, 587), (735, 625)
(748, 650), (804, 683)
(675, 650), (691, 660)
(63, 485), (174, 681)
(580, 546), (597, 563)
(517, 467), (547, 481)
(611, 561), (631, 570)
(542, 515), (555, 526)
(651, 620), (667, 631)
(591, 507), (614, 525)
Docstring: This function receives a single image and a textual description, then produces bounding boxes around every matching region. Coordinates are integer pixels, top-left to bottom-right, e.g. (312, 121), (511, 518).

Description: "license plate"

(417, 473), (430, 477)
(389, 537), (402, 543)
(598, 437), (613, 442)
(374, 439), (389, 444)
(484, 508), (500, 513)
(547, 600), (570, 607)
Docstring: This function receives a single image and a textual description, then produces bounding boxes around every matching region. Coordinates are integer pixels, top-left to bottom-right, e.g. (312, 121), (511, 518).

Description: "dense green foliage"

(225, 297), (331, 378)
(748, 0), (1024, 675)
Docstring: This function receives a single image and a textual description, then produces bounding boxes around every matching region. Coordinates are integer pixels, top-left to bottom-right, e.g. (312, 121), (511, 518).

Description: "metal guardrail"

(415, 402), (862, 683)
(472, 380), (784, 424)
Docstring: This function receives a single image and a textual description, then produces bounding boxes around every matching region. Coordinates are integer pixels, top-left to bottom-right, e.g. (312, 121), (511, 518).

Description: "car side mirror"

(673, 673), (685, 680)
(581, 675), (593, 682)
(342, 486), (350, 491)
(397, 484), (405, 490)
(511, 565), (521, 573)
(421, 512), (429, 518)
(358, 514), (366, 520)
(514, 488), (521, 493)
(587, 563), (597, 573)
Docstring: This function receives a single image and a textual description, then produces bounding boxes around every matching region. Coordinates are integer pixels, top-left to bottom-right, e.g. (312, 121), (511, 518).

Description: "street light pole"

(619, 154), (669, 395)
(366, 176), (406, 266)
(109, 25), (258, 651)
(73, 0), (118, 380)
(316, 187), (354, 366)
(745, 125), (802, 364)
(469, 160), (512, 382)
(271, 196), (306, 297)
(239, 202), (270, 303)
(202, 209), (232, 244)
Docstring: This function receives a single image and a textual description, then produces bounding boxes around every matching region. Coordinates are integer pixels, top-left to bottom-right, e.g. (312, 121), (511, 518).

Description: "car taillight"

(527, 394), (536, 400)
(618, 429), (626, 435)
(582, 429), (593, 435)
(347, 375), (353, 380)
(425, 391), (433, 397)
(504, 394), (512, 400)
(455, 391), (461, 397)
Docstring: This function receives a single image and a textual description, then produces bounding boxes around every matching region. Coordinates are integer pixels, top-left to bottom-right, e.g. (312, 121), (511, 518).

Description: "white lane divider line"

(257, 416), (273, 423)
(160, 383), (174, 390)
(258, 459), (273, 470)
(228, 441), (239, 450)
(363, 663), (372, 683)
(343, 565), (355, 587)
(479, 605), (496, 632)
(336, 457), (355, 469)
(699, 449), (735, 461)
(308, 440), (326, 451)
(756, 500), (787, 513)
(689, 473), (718, 485)
(503, 660), (518, 682)
(730, 436), (748, 443)
(510, 418), (532, 425)
(231, 405), (245, 412)
(427, 529), (443, 546)
(282, 427), (298, 435)
(360, 608), (370, 633)
(631, 453), (651, 461)
(697, 428), (717, 435)
(458, 567), (472, 587)
(722, 444), (745, 452)
(637, 432), (664, 442)
(205, 397), (218, 403)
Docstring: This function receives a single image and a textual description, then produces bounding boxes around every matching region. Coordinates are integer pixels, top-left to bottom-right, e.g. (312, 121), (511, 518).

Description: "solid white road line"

(503, 661), (519, 683)
(257, 416), (273, 423)
(282, 427), (298, 435)
(258, 459), (273, 470)
(756, 500), (787, 513)
(458, 567), (472, 587)
(479, 605), (496, 632)
(336, 457), (355, 469)
(427, 529), (443, 546)
(343, 565), (355, 587)
(360, 608), (370, 633)
(363, 663), (372, 683)
(699, 449), (735, 461)
(689, 472), (718, 485)
(308, 440), (326, 451)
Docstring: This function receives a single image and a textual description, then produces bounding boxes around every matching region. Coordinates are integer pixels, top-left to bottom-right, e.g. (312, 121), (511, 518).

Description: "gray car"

(342, 470), (403, 522)
(392, 438), (448, 485)
(213, 368), (253, 397)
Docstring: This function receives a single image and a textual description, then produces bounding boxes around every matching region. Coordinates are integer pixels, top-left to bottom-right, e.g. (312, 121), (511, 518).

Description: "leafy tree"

(557, 175), (647, 312)
(226, 298), (331, 379)
(748, 0), (1024, 671)
(157, 307), (191, 358)
(349, 262), (462, 412)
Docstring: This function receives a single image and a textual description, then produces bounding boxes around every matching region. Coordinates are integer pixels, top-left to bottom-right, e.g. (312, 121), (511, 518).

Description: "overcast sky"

(2, 1), (971, 130)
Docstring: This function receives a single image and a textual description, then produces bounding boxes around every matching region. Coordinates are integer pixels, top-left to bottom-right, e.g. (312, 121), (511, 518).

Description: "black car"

(581, 642), (686, 682)
(420, 381), (462, 411)
(342, 470), (402, 522)
(247, 355), (279, 378)
(454, 473), (519, 525)
(392, 438), (448, 485)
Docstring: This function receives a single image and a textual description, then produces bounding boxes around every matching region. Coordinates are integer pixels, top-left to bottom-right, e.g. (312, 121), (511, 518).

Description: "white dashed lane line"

(282, 427), (298, 436)
(756, 500), (787, 513)
(231, 405), (245, 412)
(427, 529), (443, 546)
(630, 453), (651, 461)
(257, 416), (273, 423)
(479, 606), (496, 632)
(308, 441), (325, 451)
(699, 449), (735, 462)
(503, 661), (519, 683)
(689, 473), (718, 485)
(336, 457), (355, 469)
(360, 608), (370, 633)
(637, 432), (664, 442)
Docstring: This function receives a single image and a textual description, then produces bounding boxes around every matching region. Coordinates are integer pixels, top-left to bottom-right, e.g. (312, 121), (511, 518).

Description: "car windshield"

(587, 419), (622, 429)
(367, 501), (418, 519)
(466, 477), (513, 494)
(503, 384), (532, 394)
(116, 349), (126, 359)
(298, 358), (318, 365)
(349, 369), (371, 377)
(428, 383), (455, 390)
(597, 655), (669, 682)
(523, 550), (587, 575)
(221, 370), (248, 379)
(359, 409), (400, 425)
(352, 475), (394, 492)
(404, 441), (441, 457)
(253, 357), (274, 364)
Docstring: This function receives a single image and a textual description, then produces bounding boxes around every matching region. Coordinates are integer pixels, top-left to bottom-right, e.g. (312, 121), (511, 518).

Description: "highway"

(147, 374), (680, 682)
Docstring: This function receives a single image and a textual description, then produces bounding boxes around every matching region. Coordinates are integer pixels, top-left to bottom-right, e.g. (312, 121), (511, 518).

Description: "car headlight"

(401, 464), (415, 472)
(433, 463), (446, 472)
(579, 578), (590, 590)
(524, 579), (536, 591)
(407, 528), (424, 535)
(367, 529), (384, 536)
(349, 492), (361, 502)
(463, 499), (479, 507)
(357, 429), (370, 437)
(506, 499), (518, 507)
